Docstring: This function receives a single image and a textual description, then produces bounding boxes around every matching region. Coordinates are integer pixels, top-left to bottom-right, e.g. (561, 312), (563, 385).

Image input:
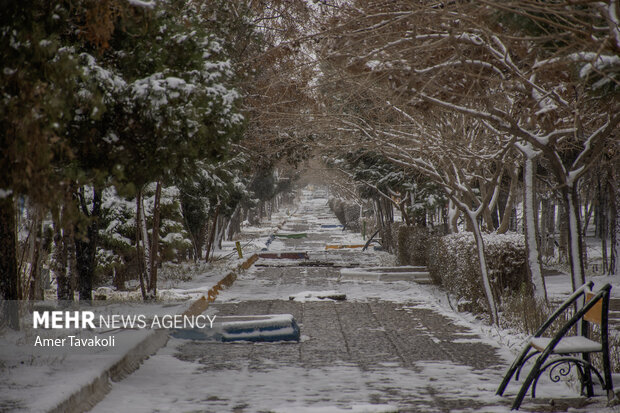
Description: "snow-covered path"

(90, 191), (604, 413)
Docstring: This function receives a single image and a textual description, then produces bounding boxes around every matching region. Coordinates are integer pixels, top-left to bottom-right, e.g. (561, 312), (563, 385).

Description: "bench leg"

(581, 352), (594, 397)
(602, 345), (614, 400)
(511, 351), (551, 410)
(497, 345), (533, 396)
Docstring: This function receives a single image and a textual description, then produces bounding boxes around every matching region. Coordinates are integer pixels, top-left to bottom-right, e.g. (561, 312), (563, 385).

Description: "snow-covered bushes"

(328, 198), (361, 231)
(97, 188), (137, 288)
(344, 204), (361, 231)
(396, 225), (432, 266)
(328, 198), (345, 225)
(155, 186), (193, 262)
(427, 232), (528, 313)
(501, 284), (553, 335)
(97, 185), (193, 288)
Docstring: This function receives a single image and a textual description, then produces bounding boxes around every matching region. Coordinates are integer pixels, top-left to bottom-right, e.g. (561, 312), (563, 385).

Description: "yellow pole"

(235, 241), (243, 258)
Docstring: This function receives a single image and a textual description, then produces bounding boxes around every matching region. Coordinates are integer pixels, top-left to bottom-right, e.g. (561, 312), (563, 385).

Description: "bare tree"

(316, 0), (619, 293)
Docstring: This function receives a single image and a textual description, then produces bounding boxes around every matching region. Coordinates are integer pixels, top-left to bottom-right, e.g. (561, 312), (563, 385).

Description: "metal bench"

(496, 281), (614, 410)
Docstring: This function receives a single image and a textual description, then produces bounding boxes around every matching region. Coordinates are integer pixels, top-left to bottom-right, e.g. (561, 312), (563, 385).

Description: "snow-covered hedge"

(328, 198), (361, 231)
(427, 232), (528, 313)
(396, 225), (432, 266)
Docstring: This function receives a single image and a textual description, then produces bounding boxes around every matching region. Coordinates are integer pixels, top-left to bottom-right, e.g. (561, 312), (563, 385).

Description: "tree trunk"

(28, 206), (44, 301)
(558, 203), (568, 264)
(540, 197), (555, 258)
(387, 198), (394, 224)
(0, 194), (19, 329)
(216, 215), (226, 250)
(140, 192), (151, 282)
(563, 185), (586, 291)
(63, 225), (77, 303)
(184, 217), (199, 262)
(74, 187), (101, 303)
(148, 181), (162, 297)
(523, 156), (547, 302)
(52, 201), (76, 304)
(581, 196), (595, 266)
(466, 211), (498, 325)
(227, 205), (241, 241)
(399, 201), (412, 226)
(135, 189), (147, 299)
(448, 199), (459, 233)
(374, 199), (383, 229)
(205, 204), (220, 262)
(583, 199), (595, 240)
(481, 183), (495, 231)
(599, 177), (608, 273)
(53, 225), (67, 301)
(464, 194), (475, 232)
(610, 166), (619, 275)
(497, 170), (518, 234)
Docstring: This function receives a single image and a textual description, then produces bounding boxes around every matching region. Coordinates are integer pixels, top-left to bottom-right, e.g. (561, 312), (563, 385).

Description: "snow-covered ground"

(2, 188), (617, 412)
(92, 189), (616, 412)
(0, 205), (293, 412)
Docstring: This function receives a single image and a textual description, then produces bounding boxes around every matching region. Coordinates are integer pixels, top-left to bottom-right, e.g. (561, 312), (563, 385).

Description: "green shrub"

(98, 184), (193, 287)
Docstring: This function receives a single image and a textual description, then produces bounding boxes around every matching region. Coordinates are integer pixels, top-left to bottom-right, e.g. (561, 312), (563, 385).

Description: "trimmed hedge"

(427, 232), (529, 314)
(328, 198), (361, 232)
(375, 221), (396, 254)
(328, 198), (345, 224)
(396, 225), (432, 266)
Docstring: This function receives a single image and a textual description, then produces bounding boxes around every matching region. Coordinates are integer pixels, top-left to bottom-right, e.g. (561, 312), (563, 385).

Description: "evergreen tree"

(0, 1), (91, 324)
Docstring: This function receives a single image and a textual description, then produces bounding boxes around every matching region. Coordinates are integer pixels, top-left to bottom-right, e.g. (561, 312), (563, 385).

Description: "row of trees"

(1, 0), (318, 329)
(309, 0), (619, 323)
(2, 0), (617, 328)
(1, 0), (244, 327)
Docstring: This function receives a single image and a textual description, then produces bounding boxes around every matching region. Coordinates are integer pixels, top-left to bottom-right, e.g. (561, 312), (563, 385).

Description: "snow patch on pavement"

(271, 404), (398, 412)
(289, 290), (346, 302)
(91, 338), (512, 413)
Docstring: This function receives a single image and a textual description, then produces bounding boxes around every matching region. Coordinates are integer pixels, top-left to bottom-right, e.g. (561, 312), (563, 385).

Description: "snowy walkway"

(90, 191), (609, 413)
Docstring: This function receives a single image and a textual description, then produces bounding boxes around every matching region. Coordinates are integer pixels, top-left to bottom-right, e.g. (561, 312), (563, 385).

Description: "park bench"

(496, 281), (614, 410)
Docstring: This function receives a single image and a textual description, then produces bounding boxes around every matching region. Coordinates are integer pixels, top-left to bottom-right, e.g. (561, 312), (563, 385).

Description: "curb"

(49, 329), (169, 413)
(261, 210), (294, 251)
(49, 252), (261, 413)
(184, 253), (259, 317)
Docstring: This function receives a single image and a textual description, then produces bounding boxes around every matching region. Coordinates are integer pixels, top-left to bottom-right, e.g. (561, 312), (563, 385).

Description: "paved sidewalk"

(90, 192), (613, 413)
(164, 299), (510, 412)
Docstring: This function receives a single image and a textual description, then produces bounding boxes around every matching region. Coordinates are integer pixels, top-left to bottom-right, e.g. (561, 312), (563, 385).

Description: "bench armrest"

(532, 281), (594, 337)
